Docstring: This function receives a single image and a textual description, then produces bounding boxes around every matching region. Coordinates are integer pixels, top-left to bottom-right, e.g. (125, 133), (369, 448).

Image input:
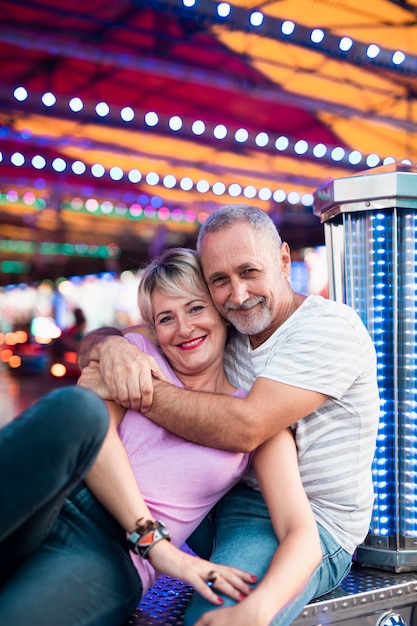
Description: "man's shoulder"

(299, 295), (364, 328)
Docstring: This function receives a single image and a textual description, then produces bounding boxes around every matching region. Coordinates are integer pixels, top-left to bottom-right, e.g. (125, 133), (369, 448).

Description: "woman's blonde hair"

(138, 248), (209, 326)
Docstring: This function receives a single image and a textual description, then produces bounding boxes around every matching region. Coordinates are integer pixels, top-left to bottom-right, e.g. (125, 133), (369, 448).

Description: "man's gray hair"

(196, 204), (282, 253)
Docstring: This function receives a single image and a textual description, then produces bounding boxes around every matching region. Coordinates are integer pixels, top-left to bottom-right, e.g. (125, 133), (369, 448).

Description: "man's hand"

(79, 334), (171, 413)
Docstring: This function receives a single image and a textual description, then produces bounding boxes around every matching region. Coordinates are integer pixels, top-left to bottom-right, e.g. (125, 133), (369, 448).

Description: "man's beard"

(222, 297), (272, 336)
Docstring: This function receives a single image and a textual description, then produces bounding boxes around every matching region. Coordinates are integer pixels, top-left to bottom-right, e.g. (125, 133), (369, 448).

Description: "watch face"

(128, 521), (171, 556)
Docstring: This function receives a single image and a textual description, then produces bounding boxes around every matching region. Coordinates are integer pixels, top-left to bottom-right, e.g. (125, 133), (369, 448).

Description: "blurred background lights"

(250, 11), (264, 27)
(144, 205), (156, 218)
(255, 132), (269, 147)
(31, 316), (61, 343)
(72, 160), (86, 175)
(31, 155), (46, 169)
(169, 115), (183, 131)
(158, 207), (170, 221)
(185, 209), (197, 223)
(294, 139), (308, 154)
(101, 201), (113, 214)
(70, 197), (83, 211)
(69, 97), (83, 112)
(228, 183), (242, 197)
(392, 50), (405, 65)
(86, 198), (99, 212)
(52, 157), (66, 172)
(6, 190), (18, 202)
(128, 169), (142, 183)
(311, 29), (325, 43)
(121, 106), (135, 122)
(273, 189), (287, 202)
(163, 174), (176, 188)
(213, 124), (227, 139)
(91, 163), (105, 177)
(95, 101), (110, 117)
(217, 2), (230, 17)
(151, 196), (163, 208)
(339, 36), (353, 51)
(146, 172), (160, 185)
(259, 187), (272, 201)
(275, 136), (289, 151)
(302, 193), (314, 206)
(196, 179), (210, 193)
(110, 166), (123, 181)
(243, 185), (257, 199)
(11, 152), (25, 166)
(191, 120), (205, 135)
(41, 92), (56, 107)
(313, 143), (327, 158)
(171, 208), (184, 221)
(348, 150), (363, 165)
(144, 111), (159, 126)
(281, 20), (295, 35)
(331, 147), (345, 161)
(180, 177), (193, 191)
(367, 153), (381, 167)
(235, 128), (249, 143)
(212, 182), (226, 195)
(367, 44), (381, 59)
(288, 191), (301, 204)
(13, 86), (28, 101)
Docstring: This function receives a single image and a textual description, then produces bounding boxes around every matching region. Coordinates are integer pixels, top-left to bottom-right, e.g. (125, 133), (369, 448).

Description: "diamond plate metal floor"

(126, 576), (192, 626)
(126, 565), (417, 626)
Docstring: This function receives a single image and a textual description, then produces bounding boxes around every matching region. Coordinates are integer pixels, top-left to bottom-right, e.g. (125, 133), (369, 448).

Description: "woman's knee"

(44, 387), (109, 440)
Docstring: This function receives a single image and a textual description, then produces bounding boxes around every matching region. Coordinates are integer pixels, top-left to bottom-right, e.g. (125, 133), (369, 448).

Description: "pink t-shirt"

(118, 333), (250, 593)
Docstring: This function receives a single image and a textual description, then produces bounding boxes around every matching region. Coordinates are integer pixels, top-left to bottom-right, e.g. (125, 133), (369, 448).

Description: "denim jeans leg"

(184, 483), (352, 626)
(186, 508), (216, 560)
(0, 486), (142, 626)
(0, 386), (109, 581)
(184, 483), (279, 625)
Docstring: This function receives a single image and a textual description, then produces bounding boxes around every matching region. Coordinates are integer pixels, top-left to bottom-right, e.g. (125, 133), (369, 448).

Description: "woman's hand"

(148, 540), (256, 605)
(194, 598), (271, 626)
(194, 599), (270, 626)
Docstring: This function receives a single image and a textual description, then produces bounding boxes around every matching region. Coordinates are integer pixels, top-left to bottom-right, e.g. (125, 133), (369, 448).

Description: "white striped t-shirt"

(223, 295), (380, 554)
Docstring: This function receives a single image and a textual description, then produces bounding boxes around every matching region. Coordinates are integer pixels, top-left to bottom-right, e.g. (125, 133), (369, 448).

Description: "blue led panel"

(329, 208), (417, 546)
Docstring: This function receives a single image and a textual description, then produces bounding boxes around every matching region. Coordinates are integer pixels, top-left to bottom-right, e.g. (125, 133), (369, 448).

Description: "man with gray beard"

(78, 204), (379, 626)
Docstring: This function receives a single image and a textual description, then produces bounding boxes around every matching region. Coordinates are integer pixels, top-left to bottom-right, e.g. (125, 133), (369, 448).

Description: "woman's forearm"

(84, 401), (154, 532)
(248, 430), (322, 623)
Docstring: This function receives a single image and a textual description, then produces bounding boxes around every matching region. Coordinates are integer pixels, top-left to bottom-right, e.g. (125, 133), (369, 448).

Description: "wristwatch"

(128, 520), (171, 558)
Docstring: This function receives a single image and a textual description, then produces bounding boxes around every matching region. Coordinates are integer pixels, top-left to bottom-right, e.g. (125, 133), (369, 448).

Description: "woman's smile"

(177, 336), (206, 350)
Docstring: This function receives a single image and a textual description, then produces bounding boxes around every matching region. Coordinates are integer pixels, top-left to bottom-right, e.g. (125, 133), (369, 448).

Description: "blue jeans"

(0, 386), (142, 625)
(185, 482), (352, 626)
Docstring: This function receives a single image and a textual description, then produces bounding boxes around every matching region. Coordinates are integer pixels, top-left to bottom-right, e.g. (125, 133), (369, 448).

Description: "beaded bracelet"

(128, 518), (171, 558)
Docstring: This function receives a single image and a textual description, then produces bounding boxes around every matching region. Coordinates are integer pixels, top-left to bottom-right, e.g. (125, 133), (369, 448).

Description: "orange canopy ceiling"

(0, 0), (416, 283)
